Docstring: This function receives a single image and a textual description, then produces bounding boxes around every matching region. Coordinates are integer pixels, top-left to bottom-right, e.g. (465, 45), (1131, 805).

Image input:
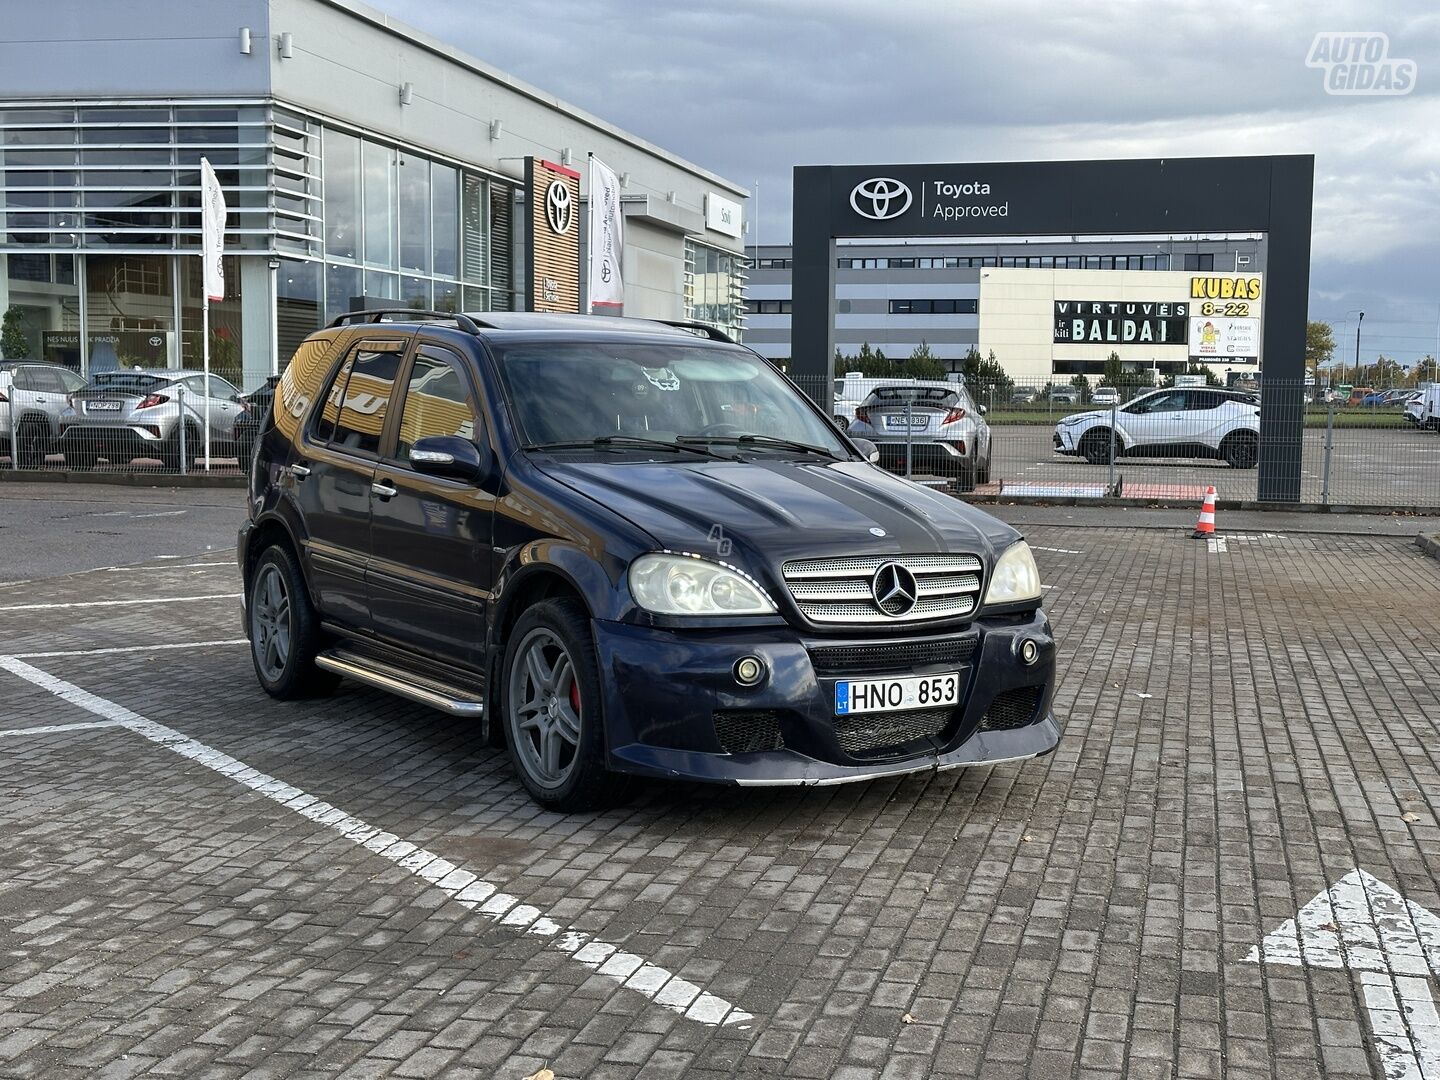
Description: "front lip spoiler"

(608, 714), (1061, 787)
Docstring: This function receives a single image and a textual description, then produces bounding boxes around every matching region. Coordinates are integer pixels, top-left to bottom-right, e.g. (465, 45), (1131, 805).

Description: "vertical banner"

(199, 157), (227, 301)
(524, 157), (582, 313)
(587, 155), (624, 311)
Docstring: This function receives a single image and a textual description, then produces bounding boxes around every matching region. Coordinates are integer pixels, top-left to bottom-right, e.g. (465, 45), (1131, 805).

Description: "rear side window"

(317, 343), (401, 455)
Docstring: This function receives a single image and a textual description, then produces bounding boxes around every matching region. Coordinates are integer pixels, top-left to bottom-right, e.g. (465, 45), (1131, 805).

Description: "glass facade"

(684, 240), (746, 340)
(0, 101), (515, 389)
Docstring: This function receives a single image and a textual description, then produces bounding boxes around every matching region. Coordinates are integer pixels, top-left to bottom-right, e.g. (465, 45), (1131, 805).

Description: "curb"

(961, 494), (1440, 517)
(1418, 534), (1440, 561)
(0, 470), (246, 490)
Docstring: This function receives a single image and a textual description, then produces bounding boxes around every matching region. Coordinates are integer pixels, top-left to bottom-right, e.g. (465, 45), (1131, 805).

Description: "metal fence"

(1, 380), (249, 477)
(4, 368), (1438, 508)
(805, 374), (1440, 508)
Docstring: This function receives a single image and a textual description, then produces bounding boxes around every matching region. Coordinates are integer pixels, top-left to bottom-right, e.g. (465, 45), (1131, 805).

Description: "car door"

(1120, 390), (1187, 449)
(1181, 390), (1235, 450)
(293, 335), (407, 631)
(368, 342), (494, 673)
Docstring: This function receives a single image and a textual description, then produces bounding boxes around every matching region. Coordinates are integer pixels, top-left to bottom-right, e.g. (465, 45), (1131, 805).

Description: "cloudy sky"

(386, 0), (1439, 367)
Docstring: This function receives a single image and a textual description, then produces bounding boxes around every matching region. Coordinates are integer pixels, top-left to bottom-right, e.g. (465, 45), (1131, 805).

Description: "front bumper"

(592, 610), (1059, 787)
(1053, 427), (1081, 455)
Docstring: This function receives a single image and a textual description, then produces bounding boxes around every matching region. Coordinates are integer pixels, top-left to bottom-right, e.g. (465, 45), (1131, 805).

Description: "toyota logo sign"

(546, 179), (573, 235)
(850, 177), (912, 221)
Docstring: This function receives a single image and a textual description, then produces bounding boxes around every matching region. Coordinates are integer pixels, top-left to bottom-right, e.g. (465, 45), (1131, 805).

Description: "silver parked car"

(0, 361), (89, 468)
(847, 380), (992, 489)
(59, 369), (245, 470)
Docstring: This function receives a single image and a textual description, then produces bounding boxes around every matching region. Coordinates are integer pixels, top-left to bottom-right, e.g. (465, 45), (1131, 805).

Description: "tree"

(1099, 351), (1123, 388)
(1069, 374), (1091, 403)
(1161, 362), (1222, 388)
(1306, 320), (1336, 375)
(0, 307), (29, 360)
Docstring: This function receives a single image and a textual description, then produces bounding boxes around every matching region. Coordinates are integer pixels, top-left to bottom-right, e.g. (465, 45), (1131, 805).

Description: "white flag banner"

(587, 155), (624, 311)
(200, 157), (227, 301)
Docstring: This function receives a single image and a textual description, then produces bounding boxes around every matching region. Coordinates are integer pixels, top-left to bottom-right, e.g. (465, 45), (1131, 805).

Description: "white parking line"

(0, 655), (754, 1029)
(1207, 537), (1228, 554)
(0, 594), (240, 612)
(10, 640), (248, 659)
(0, 720), (126, 739)
(98, 562), (233, 573)
(1031, 546), (1082, 555)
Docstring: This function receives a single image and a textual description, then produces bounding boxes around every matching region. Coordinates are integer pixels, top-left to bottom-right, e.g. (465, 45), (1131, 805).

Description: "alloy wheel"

(508, 628), (582, 789)
(251, 564), (292, 682)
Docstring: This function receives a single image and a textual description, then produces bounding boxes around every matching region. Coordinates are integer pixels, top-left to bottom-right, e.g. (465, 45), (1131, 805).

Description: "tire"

(247, 543), (340, 700)
(1221, 432), (1259, 469)
(162, 423), (199, 472)
(500, 597), (630, 812)
(977, 457), (991, 485)
(15, 421), (48, 470)
(1079, 430), (1114, 465)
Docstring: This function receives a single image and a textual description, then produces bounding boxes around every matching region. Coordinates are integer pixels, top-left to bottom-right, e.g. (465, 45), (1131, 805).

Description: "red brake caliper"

(569, 680), (581, 715)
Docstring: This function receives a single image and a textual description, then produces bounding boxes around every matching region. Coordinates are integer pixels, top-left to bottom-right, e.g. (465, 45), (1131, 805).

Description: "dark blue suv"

(239, 311), (1060, 810)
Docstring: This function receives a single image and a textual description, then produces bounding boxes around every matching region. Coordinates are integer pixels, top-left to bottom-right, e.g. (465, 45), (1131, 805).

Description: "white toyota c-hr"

(1053, 387), (1261, 468)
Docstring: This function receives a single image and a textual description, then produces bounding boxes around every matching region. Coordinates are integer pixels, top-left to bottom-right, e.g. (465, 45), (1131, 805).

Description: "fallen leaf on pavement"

(524, 1069), (555, 1080)
(902, 1013), (915, 1024)
(1402, 812), (1420, 822)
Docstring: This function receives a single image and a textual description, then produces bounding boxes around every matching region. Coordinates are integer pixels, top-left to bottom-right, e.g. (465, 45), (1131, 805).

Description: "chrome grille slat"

(784, 553), (981, 579)
(782, 552), (983, 625)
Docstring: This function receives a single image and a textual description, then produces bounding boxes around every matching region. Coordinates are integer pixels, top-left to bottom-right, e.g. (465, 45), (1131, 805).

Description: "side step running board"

(315, 650), (485, 718)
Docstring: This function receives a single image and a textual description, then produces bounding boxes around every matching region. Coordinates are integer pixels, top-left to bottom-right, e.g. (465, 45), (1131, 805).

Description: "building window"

(323, 129), (360, 261)
(746, 299), (790, 314)
(397, 154), (430, 274)
(361, 141), (395, 268)
(888, 298), (978, 315)
(754, 257), (790, 269)
(685, 240), (745, 340)
(1183, 253), (1215, 271)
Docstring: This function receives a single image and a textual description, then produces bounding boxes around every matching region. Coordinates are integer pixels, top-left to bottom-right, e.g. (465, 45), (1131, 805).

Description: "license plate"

(88, 401), (122, 411)
(835, 672), (961, 716)
(884, 415), (928, 429)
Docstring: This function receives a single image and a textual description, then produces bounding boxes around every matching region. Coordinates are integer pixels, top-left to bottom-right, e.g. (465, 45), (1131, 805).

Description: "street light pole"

(1354, 310), (1365, 386)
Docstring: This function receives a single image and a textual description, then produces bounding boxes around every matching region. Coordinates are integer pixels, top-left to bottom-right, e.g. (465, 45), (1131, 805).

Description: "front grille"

(782, 554), (982, 625)
(809, 637), (977, 678)
(979, 687), (1043, 732)
(836, 707), (951, 757)
(713, 710), (784, 755)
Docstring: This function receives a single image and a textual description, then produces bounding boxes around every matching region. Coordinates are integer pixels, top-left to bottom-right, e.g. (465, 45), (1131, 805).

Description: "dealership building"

(0, 0), (748, 390)
(747, 237), (1267, 383)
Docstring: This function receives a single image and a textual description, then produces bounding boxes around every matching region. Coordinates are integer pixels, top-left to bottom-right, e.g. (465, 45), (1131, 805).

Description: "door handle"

(371, 481), (397, 500)
(288, 463), (311, 479)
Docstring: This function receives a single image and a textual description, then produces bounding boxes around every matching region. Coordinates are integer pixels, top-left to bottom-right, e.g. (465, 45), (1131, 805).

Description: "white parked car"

(1407, 386), (1440, 430)
(1053, 386), (1261, 468)
(1091, 387), (1119, 407)
(848, 380), (992, 489)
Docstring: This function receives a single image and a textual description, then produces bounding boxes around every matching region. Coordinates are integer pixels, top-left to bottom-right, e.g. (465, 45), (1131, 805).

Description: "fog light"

(1019, 639), (1039, 666)
(733, 655), (765, 686)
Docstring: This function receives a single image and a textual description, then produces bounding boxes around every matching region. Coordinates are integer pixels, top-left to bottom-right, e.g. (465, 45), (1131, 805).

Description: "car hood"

(531, 456), (1020, 572)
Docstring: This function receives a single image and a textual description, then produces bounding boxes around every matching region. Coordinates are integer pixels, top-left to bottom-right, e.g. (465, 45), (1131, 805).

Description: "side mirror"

(851, 437), (881, 464)
(409, 435), (491, 483)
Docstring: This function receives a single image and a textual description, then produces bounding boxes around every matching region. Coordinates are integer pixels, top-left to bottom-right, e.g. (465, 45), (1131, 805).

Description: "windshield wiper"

(528, 435), (725, 458)
(678, 433), (843, 460)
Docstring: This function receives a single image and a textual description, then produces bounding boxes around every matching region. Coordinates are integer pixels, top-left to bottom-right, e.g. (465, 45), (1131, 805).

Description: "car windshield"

(864, 386), (964, 409)
(87, 373), (165, 394)
(491, 342), (850, 455)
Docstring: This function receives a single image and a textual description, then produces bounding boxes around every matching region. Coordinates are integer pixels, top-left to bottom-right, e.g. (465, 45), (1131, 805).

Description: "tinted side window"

(331, 347), (400, 455)
(28, 368), (67, 393)
(395, 349), (475, 463)
(1188, 391), (1223, 411)
(313, 354), (356, 444)
(11, 368), (38, 392)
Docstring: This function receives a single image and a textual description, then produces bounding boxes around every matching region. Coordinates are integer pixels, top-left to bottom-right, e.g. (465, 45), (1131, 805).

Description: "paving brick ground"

(1, 525), (1438, 1078)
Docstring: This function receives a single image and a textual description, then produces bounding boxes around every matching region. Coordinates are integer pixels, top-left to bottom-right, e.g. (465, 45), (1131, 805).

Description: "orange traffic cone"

(1192, 486), (1217, 539)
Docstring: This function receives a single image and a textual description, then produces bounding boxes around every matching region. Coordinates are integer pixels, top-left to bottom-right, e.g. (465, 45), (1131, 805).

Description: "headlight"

(983, 541), (1042, 607)
(629, 553), (777, 616)
(1057, 414), (1088, 426)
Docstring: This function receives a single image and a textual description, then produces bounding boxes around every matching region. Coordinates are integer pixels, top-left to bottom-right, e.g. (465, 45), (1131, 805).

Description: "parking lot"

(2, 489), (1439, 1079)
(987, 425), (1440, 506)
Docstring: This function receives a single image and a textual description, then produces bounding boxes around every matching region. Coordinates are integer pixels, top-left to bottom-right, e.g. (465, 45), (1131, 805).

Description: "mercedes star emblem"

(871, 562), (919, 616)
(546, 179), (573, 234)
(850, 177), (912, 221)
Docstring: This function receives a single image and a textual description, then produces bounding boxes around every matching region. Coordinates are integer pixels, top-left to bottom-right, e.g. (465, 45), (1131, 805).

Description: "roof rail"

(651, 319), (734, 343)
(328, 309), (487, 333)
